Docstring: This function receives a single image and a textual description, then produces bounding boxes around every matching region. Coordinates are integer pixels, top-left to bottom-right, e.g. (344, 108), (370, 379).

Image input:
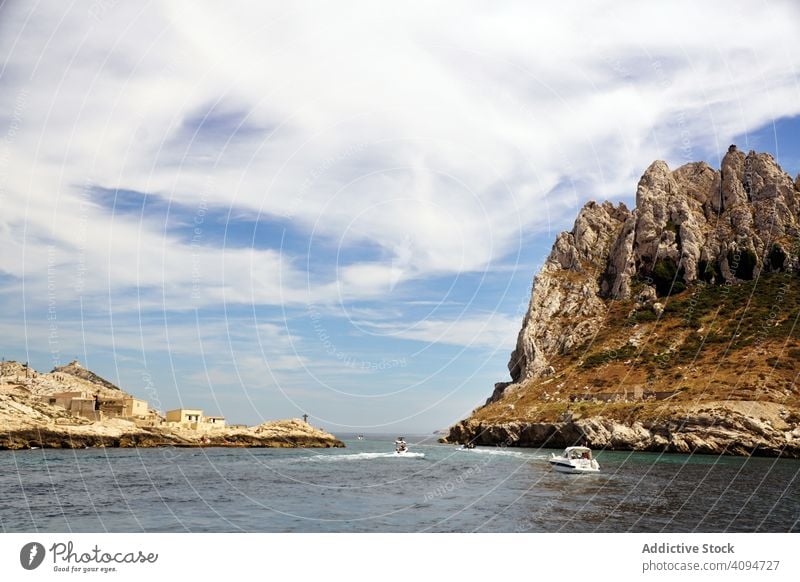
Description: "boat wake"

(455, 448), (527, 458)
(305, 452), (425, 462)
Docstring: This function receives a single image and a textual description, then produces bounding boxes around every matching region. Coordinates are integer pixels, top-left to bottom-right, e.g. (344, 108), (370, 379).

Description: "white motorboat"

(549, 446), (600, 473)
(393, 437), (424, 458)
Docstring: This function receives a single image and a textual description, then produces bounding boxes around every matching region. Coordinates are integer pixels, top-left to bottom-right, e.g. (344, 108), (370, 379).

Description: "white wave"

(455, 448), (529, 458)
(393, 452), (425, 458)
(305, 451), (425, 462)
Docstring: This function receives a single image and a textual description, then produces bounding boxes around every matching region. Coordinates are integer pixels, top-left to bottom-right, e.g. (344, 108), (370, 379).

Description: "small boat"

(395, 437), (408, 454)
(549, 446), (600, 474)
(393, 437), (424, 458)
(357, 435), (364, 440)
(460, 442), (476, 450)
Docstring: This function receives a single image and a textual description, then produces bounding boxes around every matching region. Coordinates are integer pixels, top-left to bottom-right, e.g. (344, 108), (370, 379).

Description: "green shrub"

(682, 316), (700, 329)
(697, 259), (721, 284)
(714, 261), (724, 284)
(580, 344), (636, 369)
(634, 309), (658, 322)
(768, 243), (787, 272)
(651, 257), (686, 297)
(678, 336), (703, 359)
(729, 248), (757, 280)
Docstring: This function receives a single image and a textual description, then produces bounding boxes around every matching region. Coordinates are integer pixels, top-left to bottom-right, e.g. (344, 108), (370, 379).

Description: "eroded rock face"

(505, 201), (631, 389)
(498, 146), (800, 394)
(445, 408), (800, 458)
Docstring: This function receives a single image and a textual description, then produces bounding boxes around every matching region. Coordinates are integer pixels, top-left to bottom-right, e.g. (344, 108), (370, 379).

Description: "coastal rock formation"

(448, 401), (800, 458)
(503, 146), (800, 395)
(450, 147), (800, 458)
(0, 362), (343, 449)
(212, 419), (345, 448)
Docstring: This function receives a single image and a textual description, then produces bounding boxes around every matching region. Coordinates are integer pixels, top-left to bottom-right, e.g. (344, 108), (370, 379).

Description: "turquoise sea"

(1, 436), (798, 532)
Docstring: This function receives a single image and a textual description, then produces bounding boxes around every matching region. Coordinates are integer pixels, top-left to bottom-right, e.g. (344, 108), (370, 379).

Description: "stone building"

(44, 391), (149, 421)
(123, 397), (148, 418)
(45, 391), (98, 420)
(165, 408), (226, 431)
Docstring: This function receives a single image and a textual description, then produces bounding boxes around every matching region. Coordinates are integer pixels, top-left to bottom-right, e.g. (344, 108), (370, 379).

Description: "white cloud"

(357, 313), (522, 351)
(3, 1), (799, 317)
(1, 2), (799, 429)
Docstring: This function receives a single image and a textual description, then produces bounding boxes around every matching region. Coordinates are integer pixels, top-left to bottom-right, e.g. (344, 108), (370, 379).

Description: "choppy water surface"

(1, 436), (798, 532)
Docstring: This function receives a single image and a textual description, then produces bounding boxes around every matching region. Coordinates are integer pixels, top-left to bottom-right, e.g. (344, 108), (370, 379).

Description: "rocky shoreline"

(1, 360), (344, 450)
(445, 404), (800, 459)
(1, 419), (345, 451)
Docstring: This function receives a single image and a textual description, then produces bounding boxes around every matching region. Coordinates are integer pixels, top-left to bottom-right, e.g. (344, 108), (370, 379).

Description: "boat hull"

(549, 458), (599, 474)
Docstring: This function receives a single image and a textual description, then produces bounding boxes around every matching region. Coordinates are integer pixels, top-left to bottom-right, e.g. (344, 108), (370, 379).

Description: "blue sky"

(1, 2), (800, 433)
(734, 116), (800, 177)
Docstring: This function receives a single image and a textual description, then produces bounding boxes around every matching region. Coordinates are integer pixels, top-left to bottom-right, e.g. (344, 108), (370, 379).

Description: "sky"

(1, 1), (800, 433)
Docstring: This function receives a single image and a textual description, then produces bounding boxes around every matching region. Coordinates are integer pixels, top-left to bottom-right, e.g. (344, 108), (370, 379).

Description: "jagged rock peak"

(495, 146), (799, 400)
(548, 200), (631, 272)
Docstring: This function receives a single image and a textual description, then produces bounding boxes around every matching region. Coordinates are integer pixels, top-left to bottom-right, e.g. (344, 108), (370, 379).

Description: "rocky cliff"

(448, 146), (800, 458)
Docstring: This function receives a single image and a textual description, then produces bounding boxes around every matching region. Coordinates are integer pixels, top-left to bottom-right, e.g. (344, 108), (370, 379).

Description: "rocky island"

(0, 360), (344, 449)
(446, 146), (800, 458)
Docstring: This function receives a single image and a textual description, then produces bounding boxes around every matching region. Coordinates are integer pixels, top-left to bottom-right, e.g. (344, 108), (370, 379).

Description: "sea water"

(1, 436), (797, 532)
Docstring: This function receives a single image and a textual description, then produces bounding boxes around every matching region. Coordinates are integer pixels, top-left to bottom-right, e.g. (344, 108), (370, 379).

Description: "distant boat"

(357, 435), (364, 440)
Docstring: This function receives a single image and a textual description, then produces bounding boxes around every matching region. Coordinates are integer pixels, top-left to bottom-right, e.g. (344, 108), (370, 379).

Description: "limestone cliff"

(450, 146), (800, 458)
(503, 201), (631, 392)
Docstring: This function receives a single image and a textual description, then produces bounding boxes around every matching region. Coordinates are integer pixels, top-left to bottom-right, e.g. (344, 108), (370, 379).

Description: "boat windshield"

(568, 449), (592, 459)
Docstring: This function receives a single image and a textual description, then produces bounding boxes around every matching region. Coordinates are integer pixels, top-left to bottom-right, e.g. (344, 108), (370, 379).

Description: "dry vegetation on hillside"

(474, 273), (800, 426)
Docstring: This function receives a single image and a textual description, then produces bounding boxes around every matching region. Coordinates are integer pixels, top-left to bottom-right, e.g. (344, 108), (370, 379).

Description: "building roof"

(166, 408), (203, 414)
